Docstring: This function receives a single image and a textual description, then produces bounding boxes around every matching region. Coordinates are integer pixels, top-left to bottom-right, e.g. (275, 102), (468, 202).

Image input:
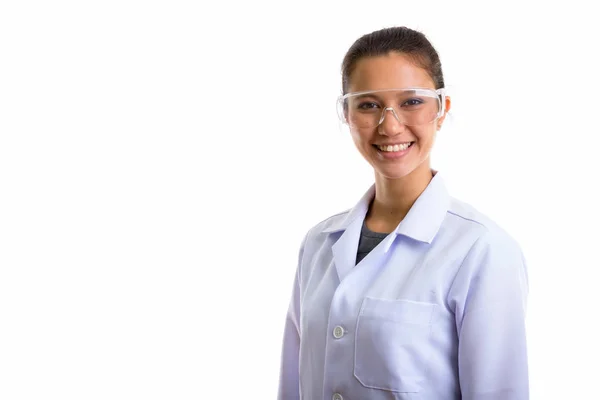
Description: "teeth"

(377, 143), (411, 152)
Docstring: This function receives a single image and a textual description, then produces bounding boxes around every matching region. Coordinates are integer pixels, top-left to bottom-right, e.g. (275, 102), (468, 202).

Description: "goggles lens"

(337, 88), (444, 128)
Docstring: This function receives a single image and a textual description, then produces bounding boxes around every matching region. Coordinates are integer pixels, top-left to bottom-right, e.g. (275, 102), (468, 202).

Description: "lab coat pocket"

(354, 297), (436, 393)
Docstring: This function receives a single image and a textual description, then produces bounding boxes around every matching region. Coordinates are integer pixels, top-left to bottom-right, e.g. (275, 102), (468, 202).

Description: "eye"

(402, 98), (424, 107)
(357, 101), (380, 110)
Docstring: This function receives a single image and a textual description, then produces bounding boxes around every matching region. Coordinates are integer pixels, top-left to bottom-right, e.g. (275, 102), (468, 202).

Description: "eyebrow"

(350, 90), (421, 100)
(352, 94), (378, 100)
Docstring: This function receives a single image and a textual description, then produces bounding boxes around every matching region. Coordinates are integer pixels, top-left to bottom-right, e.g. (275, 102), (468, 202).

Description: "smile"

(374, 142), (414, 152)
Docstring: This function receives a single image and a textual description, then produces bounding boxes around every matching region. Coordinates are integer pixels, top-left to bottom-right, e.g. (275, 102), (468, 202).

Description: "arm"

(449, 230), (529, 400)
(277, 238), (306, 400)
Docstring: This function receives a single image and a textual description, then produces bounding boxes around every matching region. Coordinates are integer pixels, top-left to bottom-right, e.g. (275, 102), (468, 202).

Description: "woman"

(278, 27), (529, 400)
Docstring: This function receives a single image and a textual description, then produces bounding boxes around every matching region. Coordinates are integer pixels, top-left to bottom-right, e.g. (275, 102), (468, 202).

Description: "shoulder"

(444, 197), (527, 294)
(438, 196), (526, 283)
(317, 208), (352, 231)
(445, 198), (529, 308)
(447, 197), (499, 231)
(446, 196), (521, 251)
(300, 208), (352, 245)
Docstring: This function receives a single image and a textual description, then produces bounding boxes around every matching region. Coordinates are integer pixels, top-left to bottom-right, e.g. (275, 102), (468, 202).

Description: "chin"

(375, 166), (416, 180)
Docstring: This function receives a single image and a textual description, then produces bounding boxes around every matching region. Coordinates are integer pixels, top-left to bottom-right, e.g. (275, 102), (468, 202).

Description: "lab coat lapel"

(331, 215), (363, 282)
(324, 184), (374, 283)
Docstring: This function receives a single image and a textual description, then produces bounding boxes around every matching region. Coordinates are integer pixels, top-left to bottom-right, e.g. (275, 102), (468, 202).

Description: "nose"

(377, 107), (405, 135)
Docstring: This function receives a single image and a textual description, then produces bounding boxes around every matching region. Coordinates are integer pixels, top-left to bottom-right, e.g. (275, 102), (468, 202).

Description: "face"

(346, 52), (450, 181)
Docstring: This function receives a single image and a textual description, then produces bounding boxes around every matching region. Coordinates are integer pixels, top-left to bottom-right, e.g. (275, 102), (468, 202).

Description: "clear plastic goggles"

(337, 88), (446, 128)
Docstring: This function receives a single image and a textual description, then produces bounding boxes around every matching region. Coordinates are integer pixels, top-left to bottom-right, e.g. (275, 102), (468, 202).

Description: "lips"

(374, 142), (414, 152)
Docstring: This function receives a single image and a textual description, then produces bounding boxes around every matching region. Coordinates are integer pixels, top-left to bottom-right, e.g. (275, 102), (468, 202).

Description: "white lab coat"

(278, 172), (529, 400)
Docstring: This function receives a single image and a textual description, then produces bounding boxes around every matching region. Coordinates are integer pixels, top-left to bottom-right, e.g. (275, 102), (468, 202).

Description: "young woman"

(278, 26), (529, 400)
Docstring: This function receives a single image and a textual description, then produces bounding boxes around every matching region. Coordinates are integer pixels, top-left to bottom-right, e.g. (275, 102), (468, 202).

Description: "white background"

(1, 1), (599, 398)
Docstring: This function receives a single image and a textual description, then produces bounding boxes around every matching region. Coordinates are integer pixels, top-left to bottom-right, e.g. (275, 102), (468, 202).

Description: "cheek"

(412, 127), (436, 144)
(350, 127), (375, 143)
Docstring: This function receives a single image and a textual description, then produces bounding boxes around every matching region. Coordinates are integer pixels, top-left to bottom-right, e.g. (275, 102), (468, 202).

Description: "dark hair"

(341, 27), (444, 94)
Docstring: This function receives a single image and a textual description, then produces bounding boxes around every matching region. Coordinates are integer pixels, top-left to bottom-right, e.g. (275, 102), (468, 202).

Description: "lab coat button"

(333, 326), (344, 339)
(333, 393), (343, 400)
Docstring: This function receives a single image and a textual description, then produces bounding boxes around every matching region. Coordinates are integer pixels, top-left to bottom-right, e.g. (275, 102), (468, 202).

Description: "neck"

(366, 162), (434, 232)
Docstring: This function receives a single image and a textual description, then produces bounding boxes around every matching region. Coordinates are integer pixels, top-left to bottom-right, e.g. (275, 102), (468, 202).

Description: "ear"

(437, 96), (452, 130)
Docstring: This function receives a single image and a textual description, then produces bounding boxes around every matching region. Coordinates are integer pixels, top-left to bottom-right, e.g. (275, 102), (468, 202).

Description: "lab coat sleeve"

(277, 236), (306, 400)
(448, 230), (529, 400)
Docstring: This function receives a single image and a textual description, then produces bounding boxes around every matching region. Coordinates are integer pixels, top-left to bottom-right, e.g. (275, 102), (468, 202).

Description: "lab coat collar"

(322, 170), (450, 244)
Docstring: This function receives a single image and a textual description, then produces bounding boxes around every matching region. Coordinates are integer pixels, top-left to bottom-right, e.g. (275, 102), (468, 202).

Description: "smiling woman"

(340, 43), (450, 186)
(278, 26), (529, 400)
(338, 83), (447, 177)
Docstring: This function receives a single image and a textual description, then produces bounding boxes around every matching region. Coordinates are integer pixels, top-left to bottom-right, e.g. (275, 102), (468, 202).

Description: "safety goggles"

(337, 88), (446, 128)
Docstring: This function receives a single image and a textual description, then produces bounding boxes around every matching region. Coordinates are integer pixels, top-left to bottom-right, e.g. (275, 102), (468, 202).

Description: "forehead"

(348, 52), (434, 92)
